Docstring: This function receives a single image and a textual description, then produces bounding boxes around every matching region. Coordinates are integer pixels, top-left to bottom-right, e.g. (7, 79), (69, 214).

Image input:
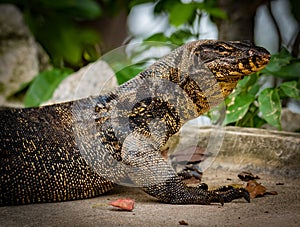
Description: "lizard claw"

(241, 188), (251, 203)
(195, 183), (208, 191)
(214, 186), (251, 203)
(208, 191), (225, 206)
(192, 184), (250, 205)
(217, 193), (225, 206)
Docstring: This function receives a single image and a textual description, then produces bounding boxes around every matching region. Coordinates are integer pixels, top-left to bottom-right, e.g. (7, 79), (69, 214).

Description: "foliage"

(0, 0), (129, 106)
(117, 0), (226, 83)
(115, 64), (145, 84)
(0, 0), (102, 68)
(131, 0), (226, 45)
(24, 68), (73, 107)
(130, 0), (300, 131)
(224, 49), (300, 130)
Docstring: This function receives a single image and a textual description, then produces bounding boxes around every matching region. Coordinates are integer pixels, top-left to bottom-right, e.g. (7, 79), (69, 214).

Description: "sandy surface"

(1, 170), (299, 227)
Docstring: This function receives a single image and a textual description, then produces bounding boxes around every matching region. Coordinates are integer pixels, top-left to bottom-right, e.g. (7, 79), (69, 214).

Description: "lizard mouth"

(249, 53), (271, 72)
(229, 53), (271, 77)
(211, 53), (270, 83)
(205, 52), (270, 80)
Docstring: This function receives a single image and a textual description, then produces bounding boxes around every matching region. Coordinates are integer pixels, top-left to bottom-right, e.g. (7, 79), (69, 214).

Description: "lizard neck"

(133, 62), (228, 121)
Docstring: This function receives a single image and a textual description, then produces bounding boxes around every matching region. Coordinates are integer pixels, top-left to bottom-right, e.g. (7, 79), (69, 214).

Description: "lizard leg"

(120, 132), (223, 205)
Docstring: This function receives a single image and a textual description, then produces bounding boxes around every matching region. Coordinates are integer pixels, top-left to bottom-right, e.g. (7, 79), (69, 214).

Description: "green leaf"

(263, 48), (292, 72)
(203, 6), (227, 19)
(280, 81), (300, 99)
(261, 48), (300, 80)
(262, 48), (291, 72)
(238, 73), (259, 89)
(24, 68), (73, 107)
(144, 33), (169, 42)
(22, 2), (101, 68)
(224, 93), (255, 125)
(129, 0), (155, 8)
(36, 17), (99, 67)
(169, 29), (193, 45)
(201, 0), (227, 19)
(168, 3), (196, 26)
(154, 0), (180, 13)
(290, 0), (300, 21)
(69, 0), (102, 19)
(258, 88), (282, 130)
(236, 73), (260, 95)
(276, 62), (300, 80)
(248, 83), (260, 96)
(39, 0), (102, 19)
(59, 25), (83, 65)
(253, 115), (267, 128)
(115, 65), (145, 84)
(145, 30), (193, 46)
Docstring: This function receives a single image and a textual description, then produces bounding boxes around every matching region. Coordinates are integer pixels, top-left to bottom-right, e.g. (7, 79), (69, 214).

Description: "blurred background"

(0, 0), (299, 131)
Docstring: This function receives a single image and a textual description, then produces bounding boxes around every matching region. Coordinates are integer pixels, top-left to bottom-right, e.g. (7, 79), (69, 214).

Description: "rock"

(44, 60), (118, 104)
(281, 108), (300, 132)
(262, 108), (300, 132)
(0, 4), (50, 107)
(164, 125), (300, 176)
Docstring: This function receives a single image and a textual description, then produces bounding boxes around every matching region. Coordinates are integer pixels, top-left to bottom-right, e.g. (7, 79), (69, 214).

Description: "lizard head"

(190, 40), (270, 96)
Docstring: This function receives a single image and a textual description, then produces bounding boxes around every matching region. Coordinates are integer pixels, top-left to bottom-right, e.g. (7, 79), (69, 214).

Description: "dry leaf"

(179, 220), (189, 225)
(238, 171), (260, 181)
(245, 180), (266, 198)
(265, 191), (278, 195)
(109, 198), (135, 211)
(171, 146), (206, 163)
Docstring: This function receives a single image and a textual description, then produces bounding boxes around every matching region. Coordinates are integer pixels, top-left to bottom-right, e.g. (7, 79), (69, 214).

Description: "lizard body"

(0, 40), (270, 206)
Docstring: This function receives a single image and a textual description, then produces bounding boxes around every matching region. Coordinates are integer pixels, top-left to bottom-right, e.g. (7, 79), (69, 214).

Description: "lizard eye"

(215, 45), (228, 52)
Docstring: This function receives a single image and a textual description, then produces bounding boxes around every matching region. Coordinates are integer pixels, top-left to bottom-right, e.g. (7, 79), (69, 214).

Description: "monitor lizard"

(0, 40), (270, 206)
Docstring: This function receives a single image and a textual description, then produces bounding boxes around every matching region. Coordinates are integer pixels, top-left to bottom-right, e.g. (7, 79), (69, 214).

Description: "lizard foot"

(210, 185), (250, 203)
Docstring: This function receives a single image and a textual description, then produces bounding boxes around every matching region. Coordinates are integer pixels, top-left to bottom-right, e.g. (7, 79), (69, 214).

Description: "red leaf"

(245, 180), (266, 198)
(109, 198), (135, 211)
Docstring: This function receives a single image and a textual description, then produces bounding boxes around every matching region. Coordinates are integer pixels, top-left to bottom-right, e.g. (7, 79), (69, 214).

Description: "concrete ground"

(1, 170), (299, 227)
